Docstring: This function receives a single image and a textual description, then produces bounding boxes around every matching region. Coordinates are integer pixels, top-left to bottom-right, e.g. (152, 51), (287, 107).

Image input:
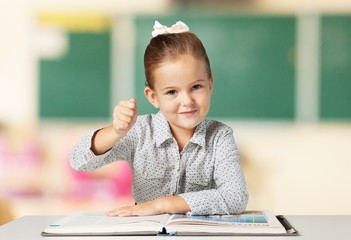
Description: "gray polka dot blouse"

(70, 112), (248, 215)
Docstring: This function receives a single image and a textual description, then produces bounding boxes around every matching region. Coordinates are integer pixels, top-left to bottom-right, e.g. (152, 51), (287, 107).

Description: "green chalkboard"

(39, 32), (111, 119)
(134, 14), (296, 119)
(320, 15), (351, 120)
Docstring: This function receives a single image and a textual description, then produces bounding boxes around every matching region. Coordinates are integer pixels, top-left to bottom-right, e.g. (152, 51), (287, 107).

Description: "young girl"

(70, 21), (248, 216)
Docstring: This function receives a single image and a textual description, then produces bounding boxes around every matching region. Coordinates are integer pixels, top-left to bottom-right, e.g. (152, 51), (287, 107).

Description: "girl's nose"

(181, 92), (193, 106)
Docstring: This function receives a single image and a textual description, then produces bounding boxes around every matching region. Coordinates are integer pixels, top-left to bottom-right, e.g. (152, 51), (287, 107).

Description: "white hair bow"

(151, 20), (190, 37)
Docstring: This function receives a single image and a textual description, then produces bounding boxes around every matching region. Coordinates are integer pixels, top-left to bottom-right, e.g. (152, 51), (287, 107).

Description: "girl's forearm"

(91, 125), (121, 155)
(157, 196), (190, 214)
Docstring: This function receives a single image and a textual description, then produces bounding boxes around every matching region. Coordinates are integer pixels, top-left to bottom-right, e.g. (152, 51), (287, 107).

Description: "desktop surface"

(1, 215), (351, 240)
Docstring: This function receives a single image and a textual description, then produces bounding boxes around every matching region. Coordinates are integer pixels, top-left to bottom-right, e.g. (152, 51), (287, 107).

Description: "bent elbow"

(69, 151), (88, 172)
(230, 191), (249, 214)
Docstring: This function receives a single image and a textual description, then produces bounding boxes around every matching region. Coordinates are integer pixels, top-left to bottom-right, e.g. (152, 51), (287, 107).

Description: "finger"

(127, 99), (138, 113)
(115, 211), (133, 217)
(107, 208), (123, 216)
(108, 207), (134, 217)
(115, 104), (136, 118)
(128, 99), (138, 121)
(115, 112), (133, 124)
(121, 107), (136, 118)
(112, 100), (138, 135)
(108, 210), (121, 217)
(120, 99), (137, 110)
(129, 98), (136, 106)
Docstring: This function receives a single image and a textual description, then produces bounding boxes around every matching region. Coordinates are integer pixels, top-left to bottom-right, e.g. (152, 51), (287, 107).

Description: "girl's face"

(144, 54), (213, 135)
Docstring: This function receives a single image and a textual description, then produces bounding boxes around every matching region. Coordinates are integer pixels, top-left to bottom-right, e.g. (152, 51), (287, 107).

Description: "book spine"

(276, 215), (297, 234)
(157, 227), (176, 236)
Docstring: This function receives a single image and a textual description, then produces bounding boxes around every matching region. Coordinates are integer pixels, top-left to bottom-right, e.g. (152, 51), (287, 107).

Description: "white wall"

(230, 122), (351, 214)
(0, 0), (37, 125)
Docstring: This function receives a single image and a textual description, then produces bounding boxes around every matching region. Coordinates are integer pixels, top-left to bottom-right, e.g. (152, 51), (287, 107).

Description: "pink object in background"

(0, 137), (7, 164)
(19, 140), (41, 170)
(0, 136), (41, 177)
(66, 155), (133, 200)
(110, 161), (133, 196)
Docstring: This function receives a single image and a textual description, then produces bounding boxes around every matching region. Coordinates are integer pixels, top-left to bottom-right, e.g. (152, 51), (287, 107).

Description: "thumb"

(129, 99), (137, 111)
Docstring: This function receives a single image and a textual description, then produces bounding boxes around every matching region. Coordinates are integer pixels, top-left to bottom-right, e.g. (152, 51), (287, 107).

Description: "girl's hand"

(108, 201), (163, 217)
(112, 99), (138, 139)
(107, 196), (190, 217)
(90, 99), (137, 155)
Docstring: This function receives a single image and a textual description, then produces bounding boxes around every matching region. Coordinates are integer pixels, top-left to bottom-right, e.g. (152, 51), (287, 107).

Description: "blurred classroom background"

(1, 0), (351, 225)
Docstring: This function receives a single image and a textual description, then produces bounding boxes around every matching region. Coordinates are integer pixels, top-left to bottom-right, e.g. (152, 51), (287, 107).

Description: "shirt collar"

(190, 120), (207, 148)
(153, 112), (173, 147)
(153, 111), (207, 148)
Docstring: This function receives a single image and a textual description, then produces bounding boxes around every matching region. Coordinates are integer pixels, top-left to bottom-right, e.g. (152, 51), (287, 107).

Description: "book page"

(168, 211), (269, 225)
(44, 212), (169, 234)
(165, 211), (287, 235)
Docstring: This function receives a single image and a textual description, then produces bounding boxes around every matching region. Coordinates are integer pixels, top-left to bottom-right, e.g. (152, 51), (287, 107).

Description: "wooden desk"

(1, 215), (351, 239)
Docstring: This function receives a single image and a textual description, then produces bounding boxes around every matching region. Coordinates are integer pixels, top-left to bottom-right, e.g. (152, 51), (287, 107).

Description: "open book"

(42, 210), (297, 236)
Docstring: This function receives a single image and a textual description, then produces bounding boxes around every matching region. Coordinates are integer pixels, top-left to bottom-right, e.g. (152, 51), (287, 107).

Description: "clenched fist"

(90, 99), (138, 155)
(112, 99), (138, 139)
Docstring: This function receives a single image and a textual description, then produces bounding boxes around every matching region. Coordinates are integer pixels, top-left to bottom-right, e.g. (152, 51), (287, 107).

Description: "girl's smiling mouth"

(179, 110), (197, 116)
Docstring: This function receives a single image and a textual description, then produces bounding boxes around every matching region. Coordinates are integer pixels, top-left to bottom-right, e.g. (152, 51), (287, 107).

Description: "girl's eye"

(166, 90), (177, 95)
(192, 84), (202, 90)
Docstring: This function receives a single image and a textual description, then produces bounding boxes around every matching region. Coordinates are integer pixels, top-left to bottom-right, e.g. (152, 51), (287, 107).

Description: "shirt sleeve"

(179, 127), (249, 215)
(69, 129), (134, 171)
